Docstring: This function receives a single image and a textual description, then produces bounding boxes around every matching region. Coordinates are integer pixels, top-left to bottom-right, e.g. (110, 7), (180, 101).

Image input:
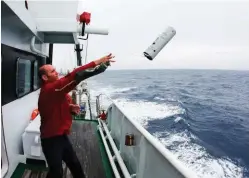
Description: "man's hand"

(94, 53), (115, 65)
(70, 104), (80, 115)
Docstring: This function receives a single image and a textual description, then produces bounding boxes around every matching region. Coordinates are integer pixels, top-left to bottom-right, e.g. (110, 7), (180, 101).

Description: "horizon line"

(107, 68), (249, 71)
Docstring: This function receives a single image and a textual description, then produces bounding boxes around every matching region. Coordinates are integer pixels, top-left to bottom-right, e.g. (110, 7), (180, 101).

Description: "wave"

(89, 85), (137, 96)
(113, 98), (185, 126)
(88, 81), (248, 178)
(154, 131), (245, 178)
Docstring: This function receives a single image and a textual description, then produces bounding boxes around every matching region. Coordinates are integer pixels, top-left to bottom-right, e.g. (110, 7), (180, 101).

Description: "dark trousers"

(41, 135), (85, 178)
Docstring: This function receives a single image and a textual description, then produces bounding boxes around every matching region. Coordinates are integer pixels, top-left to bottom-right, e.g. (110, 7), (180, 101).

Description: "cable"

(84, 36), (89, 64)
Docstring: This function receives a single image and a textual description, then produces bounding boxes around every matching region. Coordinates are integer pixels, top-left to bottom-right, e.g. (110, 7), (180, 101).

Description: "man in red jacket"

(38, 53), (115, 178)
(66, 93), (80, 115)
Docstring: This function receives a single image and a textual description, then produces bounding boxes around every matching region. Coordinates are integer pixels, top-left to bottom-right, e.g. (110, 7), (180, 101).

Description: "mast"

(75, 44), (83, 66)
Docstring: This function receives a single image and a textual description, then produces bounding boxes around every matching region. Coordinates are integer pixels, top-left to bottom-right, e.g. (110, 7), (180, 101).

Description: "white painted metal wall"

(106, 103), (198, 178)
(1, 118), (9, 178)
(1, 1), (49, 56)
(2, 91), (41, 178)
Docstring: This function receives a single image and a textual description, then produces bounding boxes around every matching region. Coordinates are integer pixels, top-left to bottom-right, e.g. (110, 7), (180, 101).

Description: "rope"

(84, 36), (89, 64)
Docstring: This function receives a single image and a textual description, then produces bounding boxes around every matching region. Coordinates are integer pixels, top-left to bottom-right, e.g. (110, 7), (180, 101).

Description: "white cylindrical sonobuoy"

(143, 26), (176, 60)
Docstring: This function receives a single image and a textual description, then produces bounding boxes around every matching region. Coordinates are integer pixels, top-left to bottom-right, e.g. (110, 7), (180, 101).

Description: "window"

(33, 60), (39, 90)
(1, 44), (45, 105)
(16, 58), (31, 97)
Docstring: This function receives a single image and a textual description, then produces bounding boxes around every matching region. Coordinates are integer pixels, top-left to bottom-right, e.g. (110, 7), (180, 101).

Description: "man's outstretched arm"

(46, 53), (115, 95)
(75, 62), (110, 84)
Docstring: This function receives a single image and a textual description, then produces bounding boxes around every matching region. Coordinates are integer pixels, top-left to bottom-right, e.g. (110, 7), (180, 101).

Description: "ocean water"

(87, 69), (249, 178)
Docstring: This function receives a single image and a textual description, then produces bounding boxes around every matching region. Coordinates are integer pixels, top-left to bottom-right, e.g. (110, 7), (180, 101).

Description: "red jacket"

(38, 62), (96, 138)
(66, 93), (73, 104)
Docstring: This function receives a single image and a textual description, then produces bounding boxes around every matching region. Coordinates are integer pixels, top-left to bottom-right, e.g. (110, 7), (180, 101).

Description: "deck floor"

(14, 120), (112, 178)
(68, 120), (107, 178)
(19, 164), (69, 178)
(21, 169), (48, 178)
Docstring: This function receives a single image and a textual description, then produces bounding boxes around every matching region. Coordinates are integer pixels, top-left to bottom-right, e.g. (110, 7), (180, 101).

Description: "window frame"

(33, 60), (39, 91)
(15, 57), (32, 98)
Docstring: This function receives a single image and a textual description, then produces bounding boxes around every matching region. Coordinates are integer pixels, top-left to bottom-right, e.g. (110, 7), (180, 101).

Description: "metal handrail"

(96, 94), (132, 177)
(96, 95), (101, 116)
(101, 120), (131, 178)
(96, 93), (113, 114)
(30, 36), (47, 57)
(86, 92), (93, 120)
(95, 93), (198, 178)
(73, 85), (93, 120)
(97, 119), (121, 178)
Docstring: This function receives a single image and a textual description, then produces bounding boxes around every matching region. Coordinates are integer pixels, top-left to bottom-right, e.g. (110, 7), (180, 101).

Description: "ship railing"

(96, 94), (132, 178)
(96, 93), (198, 178)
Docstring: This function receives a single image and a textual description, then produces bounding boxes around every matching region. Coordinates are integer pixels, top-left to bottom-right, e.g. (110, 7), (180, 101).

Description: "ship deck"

(11, 119), (114, 178)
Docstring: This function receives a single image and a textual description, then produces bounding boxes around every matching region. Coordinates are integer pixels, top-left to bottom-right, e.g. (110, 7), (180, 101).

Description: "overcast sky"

(53, 0), (249, 71)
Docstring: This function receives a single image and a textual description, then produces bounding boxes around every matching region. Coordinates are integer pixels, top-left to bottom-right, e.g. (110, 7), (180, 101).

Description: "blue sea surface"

(88, 69), (249, 178)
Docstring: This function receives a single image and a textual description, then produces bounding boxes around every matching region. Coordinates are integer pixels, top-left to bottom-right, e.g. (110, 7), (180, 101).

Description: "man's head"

(39, 65), (59, 83)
